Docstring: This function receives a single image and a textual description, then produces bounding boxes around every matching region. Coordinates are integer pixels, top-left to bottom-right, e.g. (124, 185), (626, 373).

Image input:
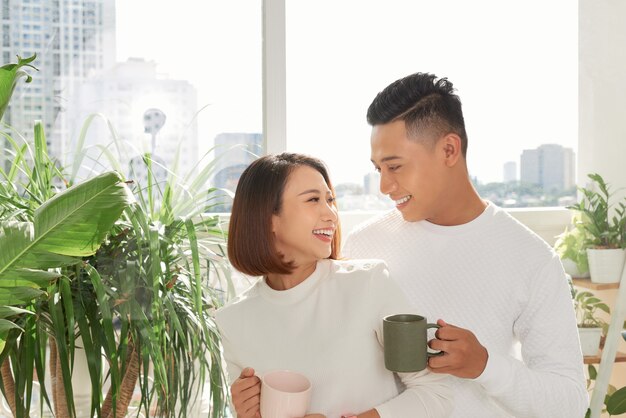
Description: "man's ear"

(441, 133), (462, 167)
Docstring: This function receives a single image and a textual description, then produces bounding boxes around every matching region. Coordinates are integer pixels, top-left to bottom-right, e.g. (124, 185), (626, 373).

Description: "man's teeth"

(395, 195), (412, 205)
(313, 229), (333, 236)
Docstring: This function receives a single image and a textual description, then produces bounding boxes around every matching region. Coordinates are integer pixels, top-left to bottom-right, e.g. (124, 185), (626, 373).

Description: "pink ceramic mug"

(260, 370), (312, 418)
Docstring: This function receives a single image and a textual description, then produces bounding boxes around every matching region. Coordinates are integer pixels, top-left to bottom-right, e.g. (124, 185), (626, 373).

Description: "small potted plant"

(567, 173), (626, 283)
(572, 285), (610, 356)
(555, 212), (591, 278)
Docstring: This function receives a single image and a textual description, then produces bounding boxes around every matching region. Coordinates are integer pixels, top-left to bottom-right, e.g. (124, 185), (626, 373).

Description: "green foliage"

(607, 385), (626, 415)
(555, 212), (592, 274)
(572, 287), (610, 330)
(0, 53), (233, 417)
(0, 53), (38, 121)
(586, 362), (626, 417)
(568, 173), (626, 249)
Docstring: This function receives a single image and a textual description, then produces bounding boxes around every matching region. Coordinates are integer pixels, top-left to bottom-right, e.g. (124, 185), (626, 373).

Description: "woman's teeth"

(313, 229), (333, 236)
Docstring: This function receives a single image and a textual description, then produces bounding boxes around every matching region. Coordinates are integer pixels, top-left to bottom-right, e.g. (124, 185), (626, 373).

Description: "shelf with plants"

(557, 173), (626, 418)
(571, 279), (626, 364)
(573, 277), (619, 291)
(584, 351), (626, 364)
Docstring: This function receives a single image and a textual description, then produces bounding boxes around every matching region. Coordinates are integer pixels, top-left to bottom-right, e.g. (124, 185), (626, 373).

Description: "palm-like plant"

(0, 53), (233, 417)
(0, 130), (134, 417)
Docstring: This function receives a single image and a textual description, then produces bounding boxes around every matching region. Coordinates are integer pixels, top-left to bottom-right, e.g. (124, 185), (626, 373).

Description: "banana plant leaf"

(0, 306), (31, 318)
(34, 171), (134, 256)
(0, 171), (135, 277)
(0, 221), (76, 271)
(0, 268), (61, 288)
(0, 287), (45, 305)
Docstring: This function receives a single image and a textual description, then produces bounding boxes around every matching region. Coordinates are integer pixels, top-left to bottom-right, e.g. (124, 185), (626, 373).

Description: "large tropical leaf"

(0, 306), (31, 319)
(0, 287), (45, 305)
(33, 171), (134, 257)
(0, 268), (62, 288)
(0, 221), (76, 272)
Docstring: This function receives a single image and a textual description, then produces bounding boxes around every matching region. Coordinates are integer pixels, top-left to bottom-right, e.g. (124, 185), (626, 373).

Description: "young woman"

(215, 153), (452, 418)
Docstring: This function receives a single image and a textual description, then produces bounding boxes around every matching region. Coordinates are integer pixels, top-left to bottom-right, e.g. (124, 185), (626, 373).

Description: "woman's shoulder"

(214, 279), (263, 323)
(328, 258), (390, 282)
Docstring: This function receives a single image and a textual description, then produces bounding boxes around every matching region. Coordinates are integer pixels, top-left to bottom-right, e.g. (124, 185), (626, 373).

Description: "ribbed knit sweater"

(343, 202), (588, 418)
(215, 259), (453, 418)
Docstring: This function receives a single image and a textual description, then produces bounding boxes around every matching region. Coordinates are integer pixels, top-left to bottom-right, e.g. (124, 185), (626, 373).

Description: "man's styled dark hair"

(367, 72), (468, 157)
(228, 152), (341, 277)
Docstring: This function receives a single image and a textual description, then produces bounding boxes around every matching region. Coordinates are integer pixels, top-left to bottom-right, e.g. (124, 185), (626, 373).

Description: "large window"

(1, 0), (262, 211)
(285, 0), (578, 208)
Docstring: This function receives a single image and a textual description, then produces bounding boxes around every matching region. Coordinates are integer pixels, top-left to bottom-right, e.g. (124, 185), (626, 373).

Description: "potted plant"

(567, 173), (626, 283)
(571, 285), (610, 356)
(585, 354), (626, 417)
(555, 212), (592, 278)
(0, 54), (233, 417)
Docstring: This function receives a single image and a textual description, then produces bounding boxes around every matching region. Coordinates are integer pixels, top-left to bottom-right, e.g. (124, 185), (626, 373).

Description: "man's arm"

(431, 256), (588, 418)
(371, 263), (454, 417)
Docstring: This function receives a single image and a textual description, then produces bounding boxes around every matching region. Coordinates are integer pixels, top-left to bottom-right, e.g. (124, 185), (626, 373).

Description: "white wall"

(578, 0), (626, 204)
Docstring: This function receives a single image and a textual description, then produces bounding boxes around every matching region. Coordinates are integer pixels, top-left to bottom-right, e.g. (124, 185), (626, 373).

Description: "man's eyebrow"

(371, 156), (403, 164)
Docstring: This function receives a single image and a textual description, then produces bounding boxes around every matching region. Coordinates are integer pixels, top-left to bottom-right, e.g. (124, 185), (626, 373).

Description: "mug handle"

(426, 323), (444, 357)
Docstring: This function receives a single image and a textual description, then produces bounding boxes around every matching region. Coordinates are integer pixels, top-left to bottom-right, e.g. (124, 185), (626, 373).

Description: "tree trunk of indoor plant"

(50, 338), (71, 418)
(1, 358), (17, 417)
(101, 339), (140, 418)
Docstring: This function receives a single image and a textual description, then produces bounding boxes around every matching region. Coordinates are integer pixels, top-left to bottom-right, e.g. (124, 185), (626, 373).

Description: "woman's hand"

(231, 367), (261, 418)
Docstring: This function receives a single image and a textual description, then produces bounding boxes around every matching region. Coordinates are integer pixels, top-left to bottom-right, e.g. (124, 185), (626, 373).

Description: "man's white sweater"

(215, 259), (453, 418)
(343, 202), (588, 418)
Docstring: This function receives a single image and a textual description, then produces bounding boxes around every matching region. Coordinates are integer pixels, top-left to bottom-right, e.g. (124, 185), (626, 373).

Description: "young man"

(342, 72), (588, 418)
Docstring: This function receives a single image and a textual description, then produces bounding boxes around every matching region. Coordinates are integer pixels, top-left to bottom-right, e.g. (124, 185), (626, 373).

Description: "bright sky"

(116, 0), (578, 185)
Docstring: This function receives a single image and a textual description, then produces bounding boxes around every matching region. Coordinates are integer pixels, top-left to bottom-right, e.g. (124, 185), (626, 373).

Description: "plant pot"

(578, 326), (603, 356)
(587, 248), (626, 284)
(561, 258), (590, 279)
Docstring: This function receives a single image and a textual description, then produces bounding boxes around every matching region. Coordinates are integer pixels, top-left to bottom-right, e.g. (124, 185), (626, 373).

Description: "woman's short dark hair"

(228, 152), (341, 276)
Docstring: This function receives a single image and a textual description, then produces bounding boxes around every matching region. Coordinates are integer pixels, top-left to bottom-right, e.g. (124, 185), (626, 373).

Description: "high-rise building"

(363, 172), (380, 196)
(520, 144), (575, 191)
(503, 161), (517, 183)
(65, 58), (199, 181)
(209, 132), (263, 212)
(0, 0), (116, 162)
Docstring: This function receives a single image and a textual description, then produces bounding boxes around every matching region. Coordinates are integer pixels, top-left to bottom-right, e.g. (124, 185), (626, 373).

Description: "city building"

(363, 171), (380, 196)
(520, 144), (575, 192)
(209, 132), (262, 212)
(503, 161), (517, 183)
(65, 58), (199, 182)
(0, 0), (116, 162)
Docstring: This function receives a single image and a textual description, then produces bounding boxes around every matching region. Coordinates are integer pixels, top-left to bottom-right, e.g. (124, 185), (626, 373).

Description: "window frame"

(261, 0), (572, 244)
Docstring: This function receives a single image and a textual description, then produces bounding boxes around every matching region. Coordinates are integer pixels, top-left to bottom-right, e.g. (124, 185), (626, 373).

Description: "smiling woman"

(215, 152), (453, 418)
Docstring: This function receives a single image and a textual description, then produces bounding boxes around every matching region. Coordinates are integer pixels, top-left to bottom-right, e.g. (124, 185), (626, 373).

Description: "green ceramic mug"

(383, 314), (443, 372)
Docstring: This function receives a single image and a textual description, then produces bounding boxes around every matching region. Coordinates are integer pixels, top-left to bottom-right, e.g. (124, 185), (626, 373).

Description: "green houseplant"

(0, 54), (233, 417)
(555, 212), (592, 278)
(568, 269), (609, 357)
(586, 357), (626, 417)
(567, 173), (626, 283)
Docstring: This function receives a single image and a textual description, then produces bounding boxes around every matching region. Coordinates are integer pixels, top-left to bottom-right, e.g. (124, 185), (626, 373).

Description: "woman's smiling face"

(271, 165), (339, 267)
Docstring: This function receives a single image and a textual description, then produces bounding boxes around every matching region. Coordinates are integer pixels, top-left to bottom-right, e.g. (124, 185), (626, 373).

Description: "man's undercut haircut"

(228, 152), (341, 277)
(367, 72), (469, 157)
